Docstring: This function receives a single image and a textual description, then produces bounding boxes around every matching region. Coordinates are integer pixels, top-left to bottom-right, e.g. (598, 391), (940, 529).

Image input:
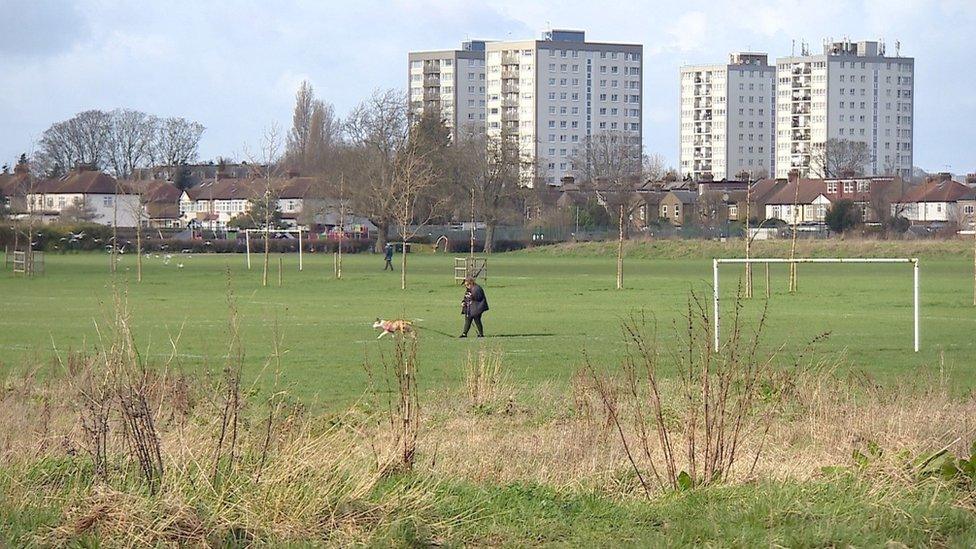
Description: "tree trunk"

(616, 204), (624, 290)
(401, 239), (407, 290)
(483, 223), (496, 254)
(136, 219), (142, 283)
(374, 221), (389, 253)
(262, 231), (269, 287)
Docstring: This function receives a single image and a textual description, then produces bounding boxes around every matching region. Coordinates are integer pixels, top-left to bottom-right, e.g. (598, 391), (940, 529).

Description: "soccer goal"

(245, 228), (305, 271)
(712, 258), (920, 353)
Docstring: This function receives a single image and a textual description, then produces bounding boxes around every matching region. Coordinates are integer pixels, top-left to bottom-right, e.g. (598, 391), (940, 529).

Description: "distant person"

(383, 243), (394, 271)
(460, 276), (489, 338)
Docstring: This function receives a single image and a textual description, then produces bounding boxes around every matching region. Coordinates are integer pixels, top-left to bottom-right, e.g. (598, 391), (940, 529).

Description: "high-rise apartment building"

(408, 41), (487, 138)
(775, 40), (914, 179)
(484, 30), (642, 187)
(679, 53), (776, 180)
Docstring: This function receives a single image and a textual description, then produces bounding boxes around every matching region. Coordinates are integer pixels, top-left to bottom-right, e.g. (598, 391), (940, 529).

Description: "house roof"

(27, 170), (136, 195)
(0, 173), (32, 197)
(766, 179), (829, 205)
(185, 176), (322, 201)
(125, 179), (182, 203)
(749, 179), (787, 203)
(897, 179), (976, 203)
(667, 190), (698, 204)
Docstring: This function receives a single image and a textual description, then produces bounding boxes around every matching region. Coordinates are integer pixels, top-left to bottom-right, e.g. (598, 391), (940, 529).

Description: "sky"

(2, 0), (975, 174)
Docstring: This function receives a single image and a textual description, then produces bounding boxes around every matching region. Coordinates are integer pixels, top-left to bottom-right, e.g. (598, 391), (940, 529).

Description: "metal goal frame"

(712, 258), (919, 353)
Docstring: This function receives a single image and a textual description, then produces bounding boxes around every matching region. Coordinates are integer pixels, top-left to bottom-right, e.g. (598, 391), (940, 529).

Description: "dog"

(372, 318), (414, 338)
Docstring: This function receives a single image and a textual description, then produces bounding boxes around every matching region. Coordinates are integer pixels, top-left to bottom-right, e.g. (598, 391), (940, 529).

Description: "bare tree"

(37, 110), (112, 176)
(571, 131), (643, 289)
(390, 139), (440, 290)
(152, 117), (205, 167)
(810, 138), (871, 178)
(106, 109), (157, 179)
(288, 81), (316, 162)
(475, 132), (523, 253)
(343, 89), (409, 252)
(245, 125), (283, 287)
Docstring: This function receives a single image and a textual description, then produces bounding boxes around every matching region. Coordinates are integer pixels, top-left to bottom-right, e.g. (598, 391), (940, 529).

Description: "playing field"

(2, 244), (974, 405)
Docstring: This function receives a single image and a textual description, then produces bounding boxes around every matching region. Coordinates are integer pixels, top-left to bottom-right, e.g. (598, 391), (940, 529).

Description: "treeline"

(33, 109), (205, 179)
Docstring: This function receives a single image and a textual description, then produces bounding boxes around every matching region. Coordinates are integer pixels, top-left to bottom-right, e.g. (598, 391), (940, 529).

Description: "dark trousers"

(384, 259), (393, 270)
(462, 314), (484, 336)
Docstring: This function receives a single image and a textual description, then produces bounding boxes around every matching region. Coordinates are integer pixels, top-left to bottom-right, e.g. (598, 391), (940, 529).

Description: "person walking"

(383, 243), (394, 271)
(460, 276), (489, 338)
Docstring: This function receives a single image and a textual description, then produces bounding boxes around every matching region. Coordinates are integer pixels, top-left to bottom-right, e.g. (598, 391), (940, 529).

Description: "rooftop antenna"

(791, 39), (795, 56)
(895, 40), (901, 56)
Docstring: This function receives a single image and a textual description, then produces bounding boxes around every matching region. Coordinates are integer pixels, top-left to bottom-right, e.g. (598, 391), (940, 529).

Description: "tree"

(455, 128), (523, 253)
(245, 124), (284, 287)
(810, 138), (871, 178)
(285, 81), (341, 177)
(37, 110), (112, 175)
(106, 109), (156, 179)
(152, 117), (205, 167)
(343, 89), (410, 252)
(825, 199), (861, 234)
(570, 131), (643, 289)
(389, 140), (439, 290)
(60, 198), (98, 223)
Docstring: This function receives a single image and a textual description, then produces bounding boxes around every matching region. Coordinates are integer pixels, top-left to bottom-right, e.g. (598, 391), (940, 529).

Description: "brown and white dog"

(372, 318), (414, 338)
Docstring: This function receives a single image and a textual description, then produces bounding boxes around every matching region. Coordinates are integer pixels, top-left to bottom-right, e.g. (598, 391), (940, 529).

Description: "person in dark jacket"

(460, 276), (489, 338)
(383, 244), (394, 271)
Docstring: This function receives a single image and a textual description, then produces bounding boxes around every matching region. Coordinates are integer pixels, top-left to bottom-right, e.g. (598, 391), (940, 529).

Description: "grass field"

(2, 241), (975, 405)
(2, 240), (976, 546)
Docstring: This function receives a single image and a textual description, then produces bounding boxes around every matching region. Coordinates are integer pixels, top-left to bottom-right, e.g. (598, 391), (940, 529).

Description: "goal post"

(712, 257), (919, 353)
(245, 228), (304, 271)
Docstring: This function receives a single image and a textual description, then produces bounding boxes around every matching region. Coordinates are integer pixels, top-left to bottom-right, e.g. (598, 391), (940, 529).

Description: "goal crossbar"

(712, 257), (919, 353)
(245, 228), (304, 271)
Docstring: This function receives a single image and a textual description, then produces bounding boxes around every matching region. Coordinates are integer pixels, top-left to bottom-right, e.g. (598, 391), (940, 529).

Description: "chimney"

(74, 162), (98, 173)
(788, 169), (800, 184)
(965, 173), (976, 186)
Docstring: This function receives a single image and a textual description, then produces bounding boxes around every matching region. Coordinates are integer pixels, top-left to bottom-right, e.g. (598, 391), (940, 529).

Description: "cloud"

(0, 0), (974, 173)
(0, 0), (90, 56)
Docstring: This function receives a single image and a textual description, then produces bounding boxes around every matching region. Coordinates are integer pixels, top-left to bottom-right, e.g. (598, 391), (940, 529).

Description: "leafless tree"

(390, 141), (439, 290)
(37, 110), (112, 176)
(106, 109), (157, 179)
(455, 128), (522, 253)
(570, 131), (643, 289)
(152, 117), (205, 167)
(343, 89), (410, 252)
(810, 138), (871, 178)
(245, 124), (283, 287)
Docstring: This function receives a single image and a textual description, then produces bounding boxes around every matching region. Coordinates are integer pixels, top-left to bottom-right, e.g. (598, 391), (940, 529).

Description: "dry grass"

(1, 295), (974, 545)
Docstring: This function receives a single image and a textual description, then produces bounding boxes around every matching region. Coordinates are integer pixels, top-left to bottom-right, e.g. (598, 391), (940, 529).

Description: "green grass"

(2, 242), (975, 407)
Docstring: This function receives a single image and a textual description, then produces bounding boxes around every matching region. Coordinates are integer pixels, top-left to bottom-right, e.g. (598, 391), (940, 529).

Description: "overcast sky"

(2, 0), (974, 174)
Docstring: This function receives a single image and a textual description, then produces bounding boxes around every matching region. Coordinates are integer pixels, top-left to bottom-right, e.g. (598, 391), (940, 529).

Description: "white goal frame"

(245, 228), (304, 271)
(712, 258), (919, 353)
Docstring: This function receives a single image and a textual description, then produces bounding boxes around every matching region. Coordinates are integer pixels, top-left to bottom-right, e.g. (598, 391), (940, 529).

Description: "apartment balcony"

(694, 123), (712, 134)
(791, 76), (812, 87)
(501, 70), (519, 80)
(791, 66), (811, 75)
(693, 137), (712, 147)
(695, 85), (712, 96)
(424, 76), (440, 86)
(694, 112), (712, 122)
(694, 99), (712, 109)
(790, 115), (809, 128)
(791, 104), (810, 115)
(500, 97), (518, 108)
(791, 130), (811, 141)
(501, 83), (519, 94)
(791, 92), (811, 102)
(423, 62), (440, 74)
(501, 53), (519, 65)
(790, 144), (809, 155)
(423, 90), (440, 101)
